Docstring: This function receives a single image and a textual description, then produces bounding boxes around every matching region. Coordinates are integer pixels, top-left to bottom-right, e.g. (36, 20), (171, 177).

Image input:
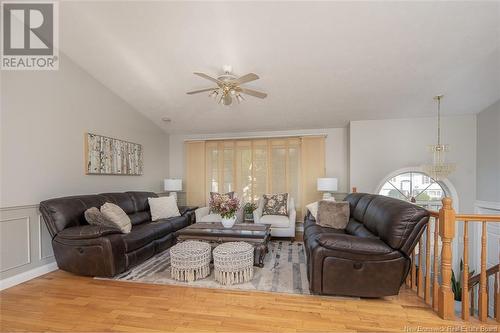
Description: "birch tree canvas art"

(85, 133), (143, 175)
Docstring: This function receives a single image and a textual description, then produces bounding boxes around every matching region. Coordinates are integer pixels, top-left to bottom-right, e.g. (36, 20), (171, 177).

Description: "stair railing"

(405, 197), (500, 323)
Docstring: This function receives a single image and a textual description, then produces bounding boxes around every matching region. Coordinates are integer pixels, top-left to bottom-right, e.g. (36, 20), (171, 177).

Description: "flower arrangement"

(210, 195), (240, 219)
(243, 202), (257, 215)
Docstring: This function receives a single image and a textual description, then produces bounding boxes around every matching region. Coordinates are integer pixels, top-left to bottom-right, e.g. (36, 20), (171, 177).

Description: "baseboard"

(0, 262), (58, 291)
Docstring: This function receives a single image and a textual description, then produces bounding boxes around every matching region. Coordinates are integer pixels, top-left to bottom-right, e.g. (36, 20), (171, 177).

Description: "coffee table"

(175, 223), (271, 267)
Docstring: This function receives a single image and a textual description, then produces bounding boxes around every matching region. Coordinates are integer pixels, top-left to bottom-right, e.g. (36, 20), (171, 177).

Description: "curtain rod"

(183, 133), (327, 142)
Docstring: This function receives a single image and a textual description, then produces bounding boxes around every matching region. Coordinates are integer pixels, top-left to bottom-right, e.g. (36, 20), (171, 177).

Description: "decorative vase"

(221, 216), (236, 228)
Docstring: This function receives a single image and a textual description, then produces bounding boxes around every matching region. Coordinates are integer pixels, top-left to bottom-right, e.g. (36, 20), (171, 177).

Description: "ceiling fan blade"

(193, 72), (223, 85)
(186, 87), (217, 95)
(235, 73), (259, 85)
(239, 88), (267, 99)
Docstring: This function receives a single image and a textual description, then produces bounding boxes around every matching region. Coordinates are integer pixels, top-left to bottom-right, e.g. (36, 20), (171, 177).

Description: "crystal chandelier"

(422, 95), (455, 180)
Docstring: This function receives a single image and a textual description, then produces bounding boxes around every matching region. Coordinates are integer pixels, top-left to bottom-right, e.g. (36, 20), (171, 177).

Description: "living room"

(1, 1), (499, 332)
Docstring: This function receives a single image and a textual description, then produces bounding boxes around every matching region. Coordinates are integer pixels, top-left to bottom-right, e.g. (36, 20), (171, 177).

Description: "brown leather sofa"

(40, 191), (193, 277)
(304, 193), (429, 297)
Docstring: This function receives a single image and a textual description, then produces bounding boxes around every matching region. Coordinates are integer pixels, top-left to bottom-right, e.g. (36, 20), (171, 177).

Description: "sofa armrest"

(195, 207), (210, 222)
(253, 198), (264, 224)
(316, 233), (393, 256)
(57, 225), (122, 240)
(288, 197), (296, 224)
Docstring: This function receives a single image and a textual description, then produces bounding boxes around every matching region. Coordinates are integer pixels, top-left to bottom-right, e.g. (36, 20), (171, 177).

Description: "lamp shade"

(164, 178), (182, 191)
(317, 178), (338, 192)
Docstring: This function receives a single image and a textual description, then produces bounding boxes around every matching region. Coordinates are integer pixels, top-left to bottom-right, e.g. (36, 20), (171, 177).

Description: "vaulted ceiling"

(60, 1), (500, 134)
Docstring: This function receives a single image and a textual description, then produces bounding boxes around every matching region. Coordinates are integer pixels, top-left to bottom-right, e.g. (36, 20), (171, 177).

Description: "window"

(185, 136), (326, 219)
(378, 171), (447, 211)
(204, 138), (301, 207)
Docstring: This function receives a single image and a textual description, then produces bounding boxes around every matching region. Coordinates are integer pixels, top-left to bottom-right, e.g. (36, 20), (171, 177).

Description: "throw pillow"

(148, 196), (181, 221)
(209, 191), (235, 213)
(84, 207), (113, 226)
(306, 197), (336, 220)
(262, 193), (288, 216)
(316, 201), (350, 229)
(100, 202), (132, 233)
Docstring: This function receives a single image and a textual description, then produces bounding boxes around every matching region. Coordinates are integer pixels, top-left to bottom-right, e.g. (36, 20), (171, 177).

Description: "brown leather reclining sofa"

(39, 191), (193, 277)
(304, 193), (430, 297)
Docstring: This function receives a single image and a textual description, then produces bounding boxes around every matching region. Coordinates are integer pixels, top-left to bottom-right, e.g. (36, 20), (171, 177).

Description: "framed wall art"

(84, 133), (143, 175)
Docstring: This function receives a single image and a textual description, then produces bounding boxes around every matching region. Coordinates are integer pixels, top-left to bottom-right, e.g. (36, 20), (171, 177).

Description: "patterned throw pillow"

(100, 202), (132, 233)
(262, 193), (288, 216)
(209, 191), (235, 213)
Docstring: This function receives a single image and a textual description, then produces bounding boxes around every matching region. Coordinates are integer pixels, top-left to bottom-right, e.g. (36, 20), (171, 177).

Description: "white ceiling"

(60, 1), (500, 134)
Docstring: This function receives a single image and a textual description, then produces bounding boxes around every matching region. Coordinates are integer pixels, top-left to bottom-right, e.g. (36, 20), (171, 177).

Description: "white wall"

(169, 128), (349, 193)
(349, 115), (477, 213)
(476, 100), (500, 203)
(0, 54), (169, 207)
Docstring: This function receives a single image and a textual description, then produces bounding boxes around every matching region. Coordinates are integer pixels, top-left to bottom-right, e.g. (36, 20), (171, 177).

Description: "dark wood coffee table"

(175, 223), (271, 267)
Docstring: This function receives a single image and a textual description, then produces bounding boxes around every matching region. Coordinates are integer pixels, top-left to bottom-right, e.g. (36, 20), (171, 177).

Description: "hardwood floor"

(0, 270), (497, 332)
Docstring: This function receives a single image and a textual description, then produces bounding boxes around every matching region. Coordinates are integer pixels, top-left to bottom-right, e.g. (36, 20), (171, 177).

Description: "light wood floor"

(0, 270), (497, 332)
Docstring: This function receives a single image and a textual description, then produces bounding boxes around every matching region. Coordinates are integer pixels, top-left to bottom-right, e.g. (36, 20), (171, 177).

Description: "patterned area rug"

(102, 241), (311, 295)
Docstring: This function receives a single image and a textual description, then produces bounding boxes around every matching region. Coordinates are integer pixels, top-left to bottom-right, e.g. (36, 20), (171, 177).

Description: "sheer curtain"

(185, 136), (325, 221)
(205, 138), (301, 208)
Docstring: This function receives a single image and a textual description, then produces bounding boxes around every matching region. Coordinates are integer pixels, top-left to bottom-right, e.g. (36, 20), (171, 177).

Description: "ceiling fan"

(187, 65), (267, 106)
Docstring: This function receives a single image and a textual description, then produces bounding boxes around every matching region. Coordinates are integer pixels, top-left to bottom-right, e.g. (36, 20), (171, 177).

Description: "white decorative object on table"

(170, 240), (211, 282)
(213, 242), (254, 285)
(221, 216), (236, 228)
(210, 193), (240, 229)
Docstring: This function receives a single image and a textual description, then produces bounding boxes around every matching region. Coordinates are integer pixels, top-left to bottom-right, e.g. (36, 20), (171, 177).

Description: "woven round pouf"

(170, 241), (211, 282)
(213, 242), (254, 286)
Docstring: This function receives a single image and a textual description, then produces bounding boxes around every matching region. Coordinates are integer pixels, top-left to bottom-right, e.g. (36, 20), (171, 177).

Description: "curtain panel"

(185, 136), (325, 222)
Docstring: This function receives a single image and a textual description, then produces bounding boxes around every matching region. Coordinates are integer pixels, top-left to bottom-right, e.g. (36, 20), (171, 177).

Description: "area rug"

(101, 241), (311, 295)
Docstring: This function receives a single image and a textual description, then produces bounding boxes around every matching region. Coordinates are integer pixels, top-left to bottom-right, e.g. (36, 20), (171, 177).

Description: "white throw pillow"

(148, 196), (180, 221)
(100, 203), (132, 233)
(306, 197), (336, 220)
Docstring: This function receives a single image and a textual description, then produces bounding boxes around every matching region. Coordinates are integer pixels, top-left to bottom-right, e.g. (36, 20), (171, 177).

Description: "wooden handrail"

(455, 214), (500, 222)
(417, 198), (500, 323)
(427, 211), (500, 222)
(468, 264), (499, 289)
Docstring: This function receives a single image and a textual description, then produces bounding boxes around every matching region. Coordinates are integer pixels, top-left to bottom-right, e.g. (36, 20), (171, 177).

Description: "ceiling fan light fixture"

(223, 94), (232, 106)
(187, 66), (267, 106)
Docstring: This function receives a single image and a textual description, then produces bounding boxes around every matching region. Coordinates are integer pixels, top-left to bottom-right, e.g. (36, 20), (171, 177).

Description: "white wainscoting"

(0, 205), (57, 290)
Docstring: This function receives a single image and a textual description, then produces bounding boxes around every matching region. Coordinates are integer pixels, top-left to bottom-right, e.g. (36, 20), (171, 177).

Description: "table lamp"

(164, 179), (182, 202)
(317, 178), (338, 200)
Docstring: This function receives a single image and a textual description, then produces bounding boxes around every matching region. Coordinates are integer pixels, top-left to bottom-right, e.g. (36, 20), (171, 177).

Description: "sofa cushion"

(314, 233), (402, 261)
(259, 214), (289, 228)
(121, 223), (157, 252)
(362, 195), (429, 251)
(128, 211), (152, 225)
(100, 193), (136, 214)
(39, 195), (107, 235)
(152, 216), (190, 235)
(351, 194), (375, 221)
(345, 219), (378, 239)
(57, 225), (121, 240)
(127, 191), (157, 212)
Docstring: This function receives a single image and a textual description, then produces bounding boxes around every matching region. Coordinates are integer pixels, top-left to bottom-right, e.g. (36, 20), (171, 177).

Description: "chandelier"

(422, 95), (455, 180)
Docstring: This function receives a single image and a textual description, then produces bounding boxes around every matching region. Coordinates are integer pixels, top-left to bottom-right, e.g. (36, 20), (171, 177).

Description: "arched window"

(378, 171), (448, 211)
